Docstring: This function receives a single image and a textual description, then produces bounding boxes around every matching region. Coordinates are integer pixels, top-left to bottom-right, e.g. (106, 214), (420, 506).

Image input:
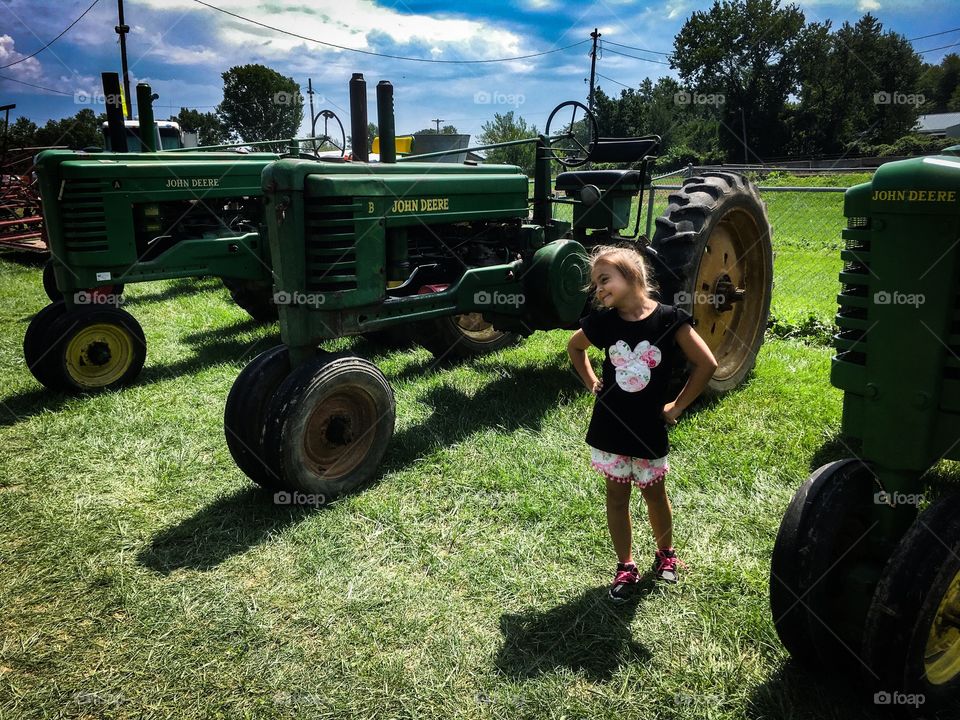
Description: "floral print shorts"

(589, 446), (669, 488)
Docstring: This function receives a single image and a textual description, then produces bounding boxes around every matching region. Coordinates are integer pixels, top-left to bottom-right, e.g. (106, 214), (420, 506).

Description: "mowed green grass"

(4, 250), (953, 720)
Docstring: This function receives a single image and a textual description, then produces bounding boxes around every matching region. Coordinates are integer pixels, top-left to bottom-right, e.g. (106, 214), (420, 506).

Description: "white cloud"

(132, 25), (224, 65)
(0, 34), (44, 83)
(135, 0), (526, 63)
(858, 0), (881, 9)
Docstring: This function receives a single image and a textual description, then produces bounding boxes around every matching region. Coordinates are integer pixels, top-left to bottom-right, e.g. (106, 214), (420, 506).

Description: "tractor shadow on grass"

(379, 360), (581, 473)
(137, 486), (330, 574)
(495, 584), (653, 682)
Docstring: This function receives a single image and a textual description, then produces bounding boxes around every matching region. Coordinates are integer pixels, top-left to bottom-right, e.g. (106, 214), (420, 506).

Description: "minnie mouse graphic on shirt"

(608, 339), (662, 392)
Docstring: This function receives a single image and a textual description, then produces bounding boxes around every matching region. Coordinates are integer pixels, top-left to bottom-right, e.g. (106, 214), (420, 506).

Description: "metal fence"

(646, 165), (861, 339)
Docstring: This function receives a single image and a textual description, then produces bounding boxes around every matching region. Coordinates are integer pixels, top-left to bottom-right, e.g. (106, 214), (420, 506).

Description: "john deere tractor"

(24, 73), (543, 393)
(222, 74), (774, 501)
(770, 149), (960, 710)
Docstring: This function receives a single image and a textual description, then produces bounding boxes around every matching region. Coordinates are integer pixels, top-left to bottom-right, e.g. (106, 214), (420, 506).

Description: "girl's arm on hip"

(567, 329), (602, 394)
(664, 324), (718, 422)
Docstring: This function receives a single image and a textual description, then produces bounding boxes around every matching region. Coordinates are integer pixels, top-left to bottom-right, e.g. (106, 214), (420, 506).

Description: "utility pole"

(1, 104), (14, 166)
(432, 118), (443, 133)
(116, 0), (132, 119)
(588, 28), (601, 113)
(307, 78), (316, 139)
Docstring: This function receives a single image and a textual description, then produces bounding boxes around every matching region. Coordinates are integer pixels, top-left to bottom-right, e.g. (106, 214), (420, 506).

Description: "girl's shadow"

(495, 583), (654, 682)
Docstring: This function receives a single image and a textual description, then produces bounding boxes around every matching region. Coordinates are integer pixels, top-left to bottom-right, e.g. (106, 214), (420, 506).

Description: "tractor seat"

(555, 169), (644, 193)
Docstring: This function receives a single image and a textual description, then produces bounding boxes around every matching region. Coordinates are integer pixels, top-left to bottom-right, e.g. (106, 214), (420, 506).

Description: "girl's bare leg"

(640, 480), (673, 550)
(605, 477), (634, 564)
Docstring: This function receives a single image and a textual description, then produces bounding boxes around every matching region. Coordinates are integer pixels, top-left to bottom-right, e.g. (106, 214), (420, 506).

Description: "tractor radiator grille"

(304, 196), (360, 293)
(835, 216), (872, 367)
(61, 179), (108, 252)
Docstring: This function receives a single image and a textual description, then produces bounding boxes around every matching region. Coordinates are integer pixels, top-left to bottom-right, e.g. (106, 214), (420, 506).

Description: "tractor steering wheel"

(544, 101), (598, 168)
(309, 109), (346, 158)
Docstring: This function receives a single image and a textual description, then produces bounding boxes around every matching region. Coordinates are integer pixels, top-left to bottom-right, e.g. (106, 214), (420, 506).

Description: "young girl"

(567, 245), (718, 601)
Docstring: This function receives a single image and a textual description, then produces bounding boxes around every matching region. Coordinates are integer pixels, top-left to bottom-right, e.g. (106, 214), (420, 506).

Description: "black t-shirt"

(579, 303), (694, 458)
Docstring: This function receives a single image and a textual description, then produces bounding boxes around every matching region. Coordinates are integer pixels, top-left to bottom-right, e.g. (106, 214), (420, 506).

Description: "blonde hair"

(581, 244), (659, 310)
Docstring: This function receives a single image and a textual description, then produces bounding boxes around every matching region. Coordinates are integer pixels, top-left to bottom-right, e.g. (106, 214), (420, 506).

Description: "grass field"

(1, 173), (957, 719)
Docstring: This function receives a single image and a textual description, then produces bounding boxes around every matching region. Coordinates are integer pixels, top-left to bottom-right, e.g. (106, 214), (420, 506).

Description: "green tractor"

(770, 150), (960, 709)
(223, 74), (774, 500)
(24, 75), (539, 392)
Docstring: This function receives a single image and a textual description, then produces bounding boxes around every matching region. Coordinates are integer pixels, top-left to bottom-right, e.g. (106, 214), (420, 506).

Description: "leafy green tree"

(4, 116), (39, 150)
(34, 109), (103, 150)
(174, 108), (230, 146)
(413, 125), (459, 135)
(919, 54), (960, 113)
(477, 112), (538, 174)
(672, 0), (815, 160)
(217, 64), (303, 147)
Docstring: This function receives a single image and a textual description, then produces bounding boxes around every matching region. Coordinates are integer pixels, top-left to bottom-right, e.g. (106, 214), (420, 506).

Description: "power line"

(916, 40), (960, 54)
(0, 73), (73, 96)
(908, 27), (960, 41)
(600, 46), (672, 66)
(596, 72), (633, 89)
(603, 39), (671, 56)
(192, 0), (591, 64)
(0, 0), (102, 70)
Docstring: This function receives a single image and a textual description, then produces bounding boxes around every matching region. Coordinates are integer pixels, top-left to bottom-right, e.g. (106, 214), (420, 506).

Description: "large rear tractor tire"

(415, 313), (522, 363)
(650, 171), (773, 395)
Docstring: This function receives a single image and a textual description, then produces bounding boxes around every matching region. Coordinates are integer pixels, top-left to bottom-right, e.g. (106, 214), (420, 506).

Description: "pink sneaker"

(609, 561), (640, 602)
(653, 548), (682, 583)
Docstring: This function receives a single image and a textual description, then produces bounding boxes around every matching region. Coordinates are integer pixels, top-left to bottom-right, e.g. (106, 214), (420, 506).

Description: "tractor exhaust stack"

(349, 73), (368, 163)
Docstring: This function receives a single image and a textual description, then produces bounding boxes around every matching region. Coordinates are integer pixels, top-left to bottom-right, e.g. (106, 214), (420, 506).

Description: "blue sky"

(1, 0), (958, 145)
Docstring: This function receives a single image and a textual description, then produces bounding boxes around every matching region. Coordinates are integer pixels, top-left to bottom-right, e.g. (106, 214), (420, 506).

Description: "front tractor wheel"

(25, 305), (146, 392)
(416, 313), (522, 362)
(262, 352), (396, 500)
(651, 171), (773, 394)
(862, 492), (960, 707)
(224, 345), (291, 488)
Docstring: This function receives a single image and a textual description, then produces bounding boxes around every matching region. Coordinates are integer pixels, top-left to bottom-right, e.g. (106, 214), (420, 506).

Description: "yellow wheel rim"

(925, 569), (960, 685)
(64, 322), (134, 388)
(691, 207), (770, 383)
